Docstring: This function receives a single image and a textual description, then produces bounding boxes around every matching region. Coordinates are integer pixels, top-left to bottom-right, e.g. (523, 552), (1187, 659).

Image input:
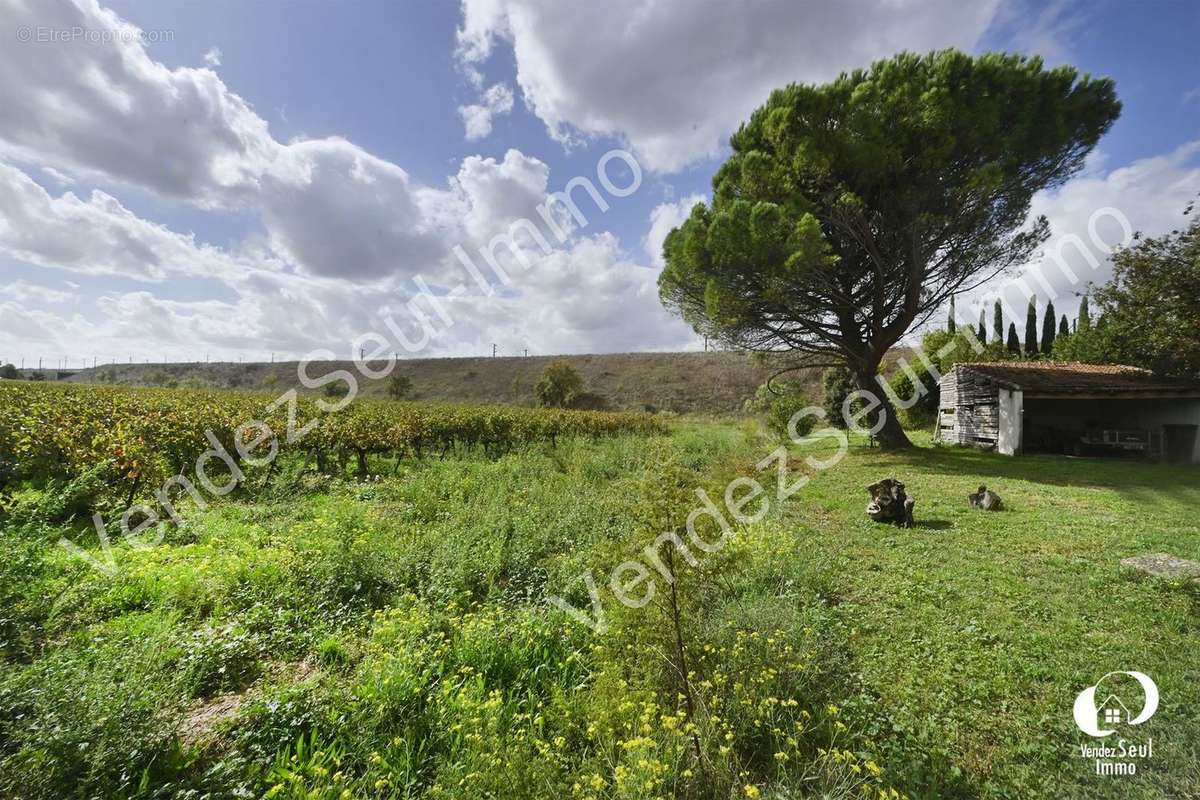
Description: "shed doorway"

(1164, 425), (1198, 464)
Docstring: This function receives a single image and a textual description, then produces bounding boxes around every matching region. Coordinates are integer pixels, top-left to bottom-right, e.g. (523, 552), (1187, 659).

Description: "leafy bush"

(887, 327), (1009, 429)
(387, 372), (413, 400)
(746, 381), (817, 439)
(323, 381), (350, 399)
(534, 360), (583, 408)
(821, 366), (856, 428)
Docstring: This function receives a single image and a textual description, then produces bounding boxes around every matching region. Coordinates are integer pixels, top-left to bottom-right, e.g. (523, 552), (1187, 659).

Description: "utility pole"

(523, 349), (528, 357)
(492, 343), (497, 358)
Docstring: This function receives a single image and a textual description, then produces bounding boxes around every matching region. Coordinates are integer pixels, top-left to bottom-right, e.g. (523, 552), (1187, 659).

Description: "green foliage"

(821, 366), (857, 428)
(1006, 322), (1020, 355)
(0, 382), (665, 517)
(322, 381), (349, 399)
(947, 296), (956, 333)
(976, 308), (987, 344)
(1040, 300), (1057, 353)
(993, 300), (1004, 344)
(0, 364), (17, 380)
(1049, 216), (1199, 377)
(4, 409), (1196, 799)
(1050, 319), (1122, 364)
(1024, 296), (1039, 356)
(534, 360), (583, 409)
(387, 371), (413, 400)
(658, 50), (1118, 448)
(888, 328), (1007, 429)
(746, 380), (817, 439)
(1089, 215), (1200, 377)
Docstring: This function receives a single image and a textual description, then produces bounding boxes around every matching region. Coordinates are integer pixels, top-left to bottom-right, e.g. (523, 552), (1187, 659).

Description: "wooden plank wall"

(936, 366), (1000, 448)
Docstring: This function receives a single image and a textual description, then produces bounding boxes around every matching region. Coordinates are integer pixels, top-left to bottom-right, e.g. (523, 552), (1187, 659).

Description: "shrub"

(387, 372), (413, 400)
(747, 381), (817, 439)
(0, 364), (17, 380)
(534, 360), (582, 409)
(323, 381), (350, 399)
(887, 367), (939, 429)
(821, 366), (856, 428)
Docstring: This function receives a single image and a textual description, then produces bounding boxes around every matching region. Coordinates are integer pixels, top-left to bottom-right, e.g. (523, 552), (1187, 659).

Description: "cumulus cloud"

(203, 46), (222, 68)
(458, 83), (515, 140)
(0, 1), (814, 359)
(257, 138), (452, 281)
(456, 0), (1000, 172)
(0, 162), (250, 281)
(0, 0), (278, 205)
(644, 193), (705, 267)
(1, 279), (76, 305)
(947, 141), (1200, 334)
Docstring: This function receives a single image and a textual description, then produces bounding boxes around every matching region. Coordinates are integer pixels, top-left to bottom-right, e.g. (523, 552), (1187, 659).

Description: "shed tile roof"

(956, 361), (1200, 397)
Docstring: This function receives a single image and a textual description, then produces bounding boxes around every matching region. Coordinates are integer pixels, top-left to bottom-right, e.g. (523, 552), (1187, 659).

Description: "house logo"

(1073, 671), (1158, 737)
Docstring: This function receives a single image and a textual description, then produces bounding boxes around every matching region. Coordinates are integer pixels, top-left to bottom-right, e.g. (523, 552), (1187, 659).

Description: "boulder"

(968, 485), (1002, 511)
(1119, 553), (1200, 585)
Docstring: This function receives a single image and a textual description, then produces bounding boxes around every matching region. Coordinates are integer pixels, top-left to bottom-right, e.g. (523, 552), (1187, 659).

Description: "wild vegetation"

(2, 379), (1196, 799)
(0, 382), (663, 515)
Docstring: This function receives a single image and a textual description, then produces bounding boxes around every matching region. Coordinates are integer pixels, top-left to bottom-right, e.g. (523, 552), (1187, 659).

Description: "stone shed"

(935, 362), (1200, 463)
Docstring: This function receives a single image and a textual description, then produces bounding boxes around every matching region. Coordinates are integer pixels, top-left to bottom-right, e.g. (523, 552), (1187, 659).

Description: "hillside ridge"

(68, 351), (821, 414)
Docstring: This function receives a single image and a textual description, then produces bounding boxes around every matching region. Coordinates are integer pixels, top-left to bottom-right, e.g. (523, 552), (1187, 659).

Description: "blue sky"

(1, 0), (1198, 367)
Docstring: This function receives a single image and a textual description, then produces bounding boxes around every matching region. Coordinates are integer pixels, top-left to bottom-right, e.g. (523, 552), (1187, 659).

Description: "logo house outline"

(1073, 671), (1159, 738)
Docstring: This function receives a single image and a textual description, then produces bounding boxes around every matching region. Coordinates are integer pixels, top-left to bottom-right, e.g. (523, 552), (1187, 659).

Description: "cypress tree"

(1059, 314), (1069, 336)
(992, 299), (1004, 344)
(947, 296), (956, 333)
(1078, 295), (1091, 331)
(1024, 296), (1039, 356)
(1006, 323), (1020, 355)
(977, 309), (987, 344)
(1041, 300), (1057, 353)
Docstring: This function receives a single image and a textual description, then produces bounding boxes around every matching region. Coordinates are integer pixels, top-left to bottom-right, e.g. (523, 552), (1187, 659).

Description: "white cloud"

(0, 162), (251, 281)
(457, 0), (1000, 172)
(41, 166), (75, 186)
(0, 0), (278, 205)
(0, 0), (826, 360)
(458, 83), (515, 140)
(946, 140), (1200, 335)
(1, 279), (76, 305)
(451, 148), (555, 241)
(644, 193), (704, 267)
(257, 138), (452, 281)
(203, 46), (222, 68)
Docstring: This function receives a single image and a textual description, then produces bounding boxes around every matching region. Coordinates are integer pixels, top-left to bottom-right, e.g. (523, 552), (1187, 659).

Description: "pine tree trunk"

(854, 368), (913, 450)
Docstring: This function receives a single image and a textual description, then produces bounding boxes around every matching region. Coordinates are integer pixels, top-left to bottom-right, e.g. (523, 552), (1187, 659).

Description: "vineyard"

(0, 381), (665, 509)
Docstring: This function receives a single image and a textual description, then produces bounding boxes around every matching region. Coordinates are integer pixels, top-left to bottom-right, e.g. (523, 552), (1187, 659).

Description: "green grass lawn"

(776, 432), (1200, 799)
(1, 421), (1197, 799)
